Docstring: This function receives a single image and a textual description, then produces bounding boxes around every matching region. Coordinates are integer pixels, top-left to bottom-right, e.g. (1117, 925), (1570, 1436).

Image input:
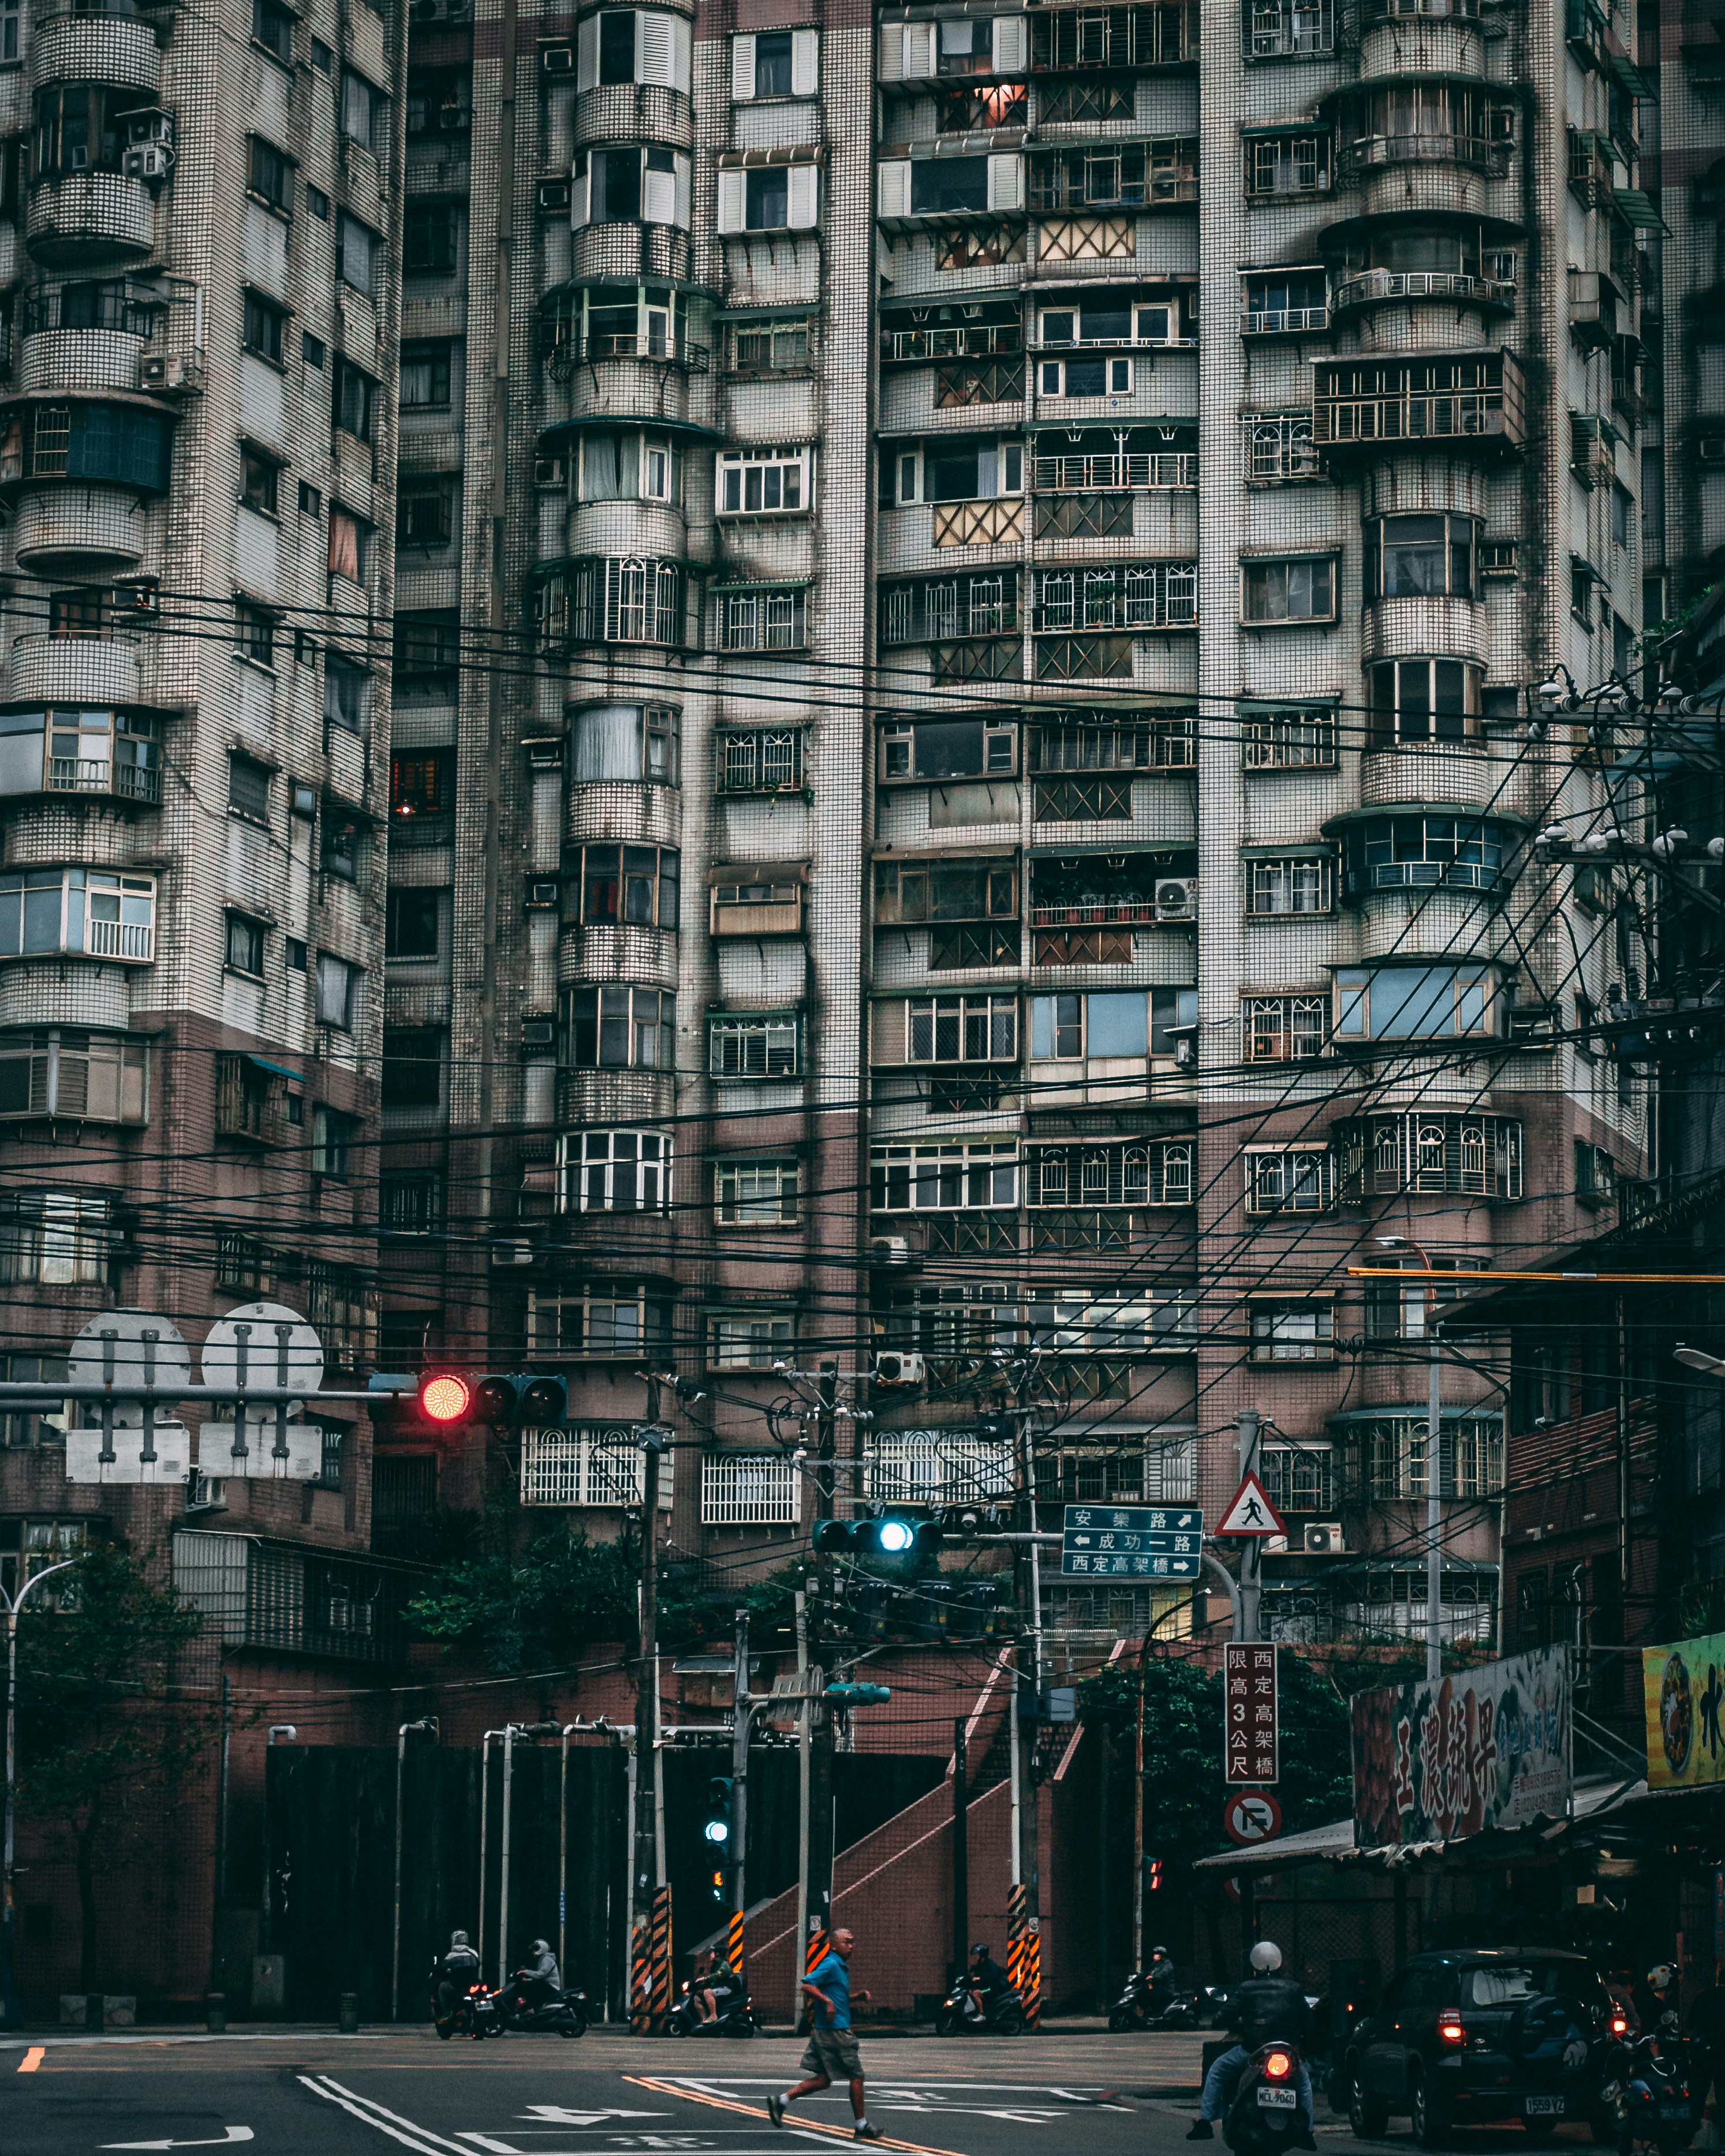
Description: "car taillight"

(1265, 2052), (1293, 2080)
(1438, 2020), (1466, 2047)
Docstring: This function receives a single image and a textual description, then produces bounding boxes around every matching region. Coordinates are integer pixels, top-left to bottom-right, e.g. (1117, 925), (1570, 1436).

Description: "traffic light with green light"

(826, 1682), (891, 1706)
(703, 1776), (733, 1901)
(812, 1515), (942, 1557)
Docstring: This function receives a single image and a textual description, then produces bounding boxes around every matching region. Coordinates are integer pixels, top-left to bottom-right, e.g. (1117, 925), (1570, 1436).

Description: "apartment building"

(0, 0), (405, 1558)
(377, 0), (1668, 1651)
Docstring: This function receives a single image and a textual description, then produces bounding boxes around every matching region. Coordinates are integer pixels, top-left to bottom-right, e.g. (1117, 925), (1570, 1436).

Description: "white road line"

(301, 2075), (479, 2156)
(5, 2034), (387, 2051)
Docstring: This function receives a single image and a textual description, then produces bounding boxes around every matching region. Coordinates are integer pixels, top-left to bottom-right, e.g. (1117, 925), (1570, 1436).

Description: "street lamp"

(1376, 1235), (1445, 1682)
(2, 1556), (77, 2029)
(1675, 1346), (1725, 1376)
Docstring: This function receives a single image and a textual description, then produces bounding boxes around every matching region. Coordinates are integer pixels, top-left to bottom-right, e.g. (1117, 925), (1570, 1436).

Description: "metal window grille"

(701, 1454), (800, 1525)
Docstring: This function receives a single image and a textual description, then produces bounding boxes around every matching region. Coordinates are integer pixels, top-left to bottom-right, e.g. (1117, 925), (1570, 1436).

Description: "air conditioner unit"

(1304, 1522), (1346, 1555)
(128, 113), (174, 147)
(1264, 1534), (1289, 1556)
(521, 1018), (556, 1049)
(1701, 436), (1725, 465)
(1154, 876), (1198, 920)
(869, 1235), (915, 1268)
(525, 879), (560, 907)
(122, 143), (173, 182)
(537, 179), (572, 213)
(873, 1350), (925, 1388)
(413, 0), (472, 22)
(533, 454), (566, 488)
(140, 350), (203, 393)
(438, 104), (467, 128)
(542, 43), (574, 70)
(491, 1239), (536, 1266)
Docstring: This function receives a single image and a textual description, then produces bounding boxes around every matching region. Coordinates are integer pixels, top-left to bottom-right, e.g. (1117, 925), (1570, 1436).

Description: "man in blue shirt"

(767, 1926), (880, 2141)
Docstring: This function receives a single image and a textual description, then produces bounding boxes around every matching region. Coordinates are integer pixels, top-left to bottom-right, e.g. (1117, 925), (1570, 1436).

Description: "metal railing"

(1313, 390), (1517, 446)
(46, 757), (160, 802)
(883, 324), (1020, 361)
(1341, 132), (1510, 176)
(1030, 3), (1201, 70)
(1241, 304), (1328, 334)
(1031, 451), (1197, 491)
(1331, 268), (1514, 313)
(87, 918), (152, 960)
(1027, 171), (1197, 211)
(1029, 896), (1164, 925)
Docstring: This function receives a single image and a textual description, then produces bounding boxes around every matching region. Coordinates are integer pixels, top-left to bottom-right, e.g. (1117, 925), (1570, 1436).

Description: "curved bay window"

(0, 402), (172, 489)
(571, 701), (679, 784)
(1331, 223), (1514, 309)
(1364, 514), (1478, 601)
(1335, 1109), (1522, 1196)
(23, 281), (159, 337)
(557, 1128), (671, 1212)
(1368, 657), (1481, 743)
(1345, 1408), (1503, 1500)
(1339, 813), (1514, 896)
(576, 431), (684, 506)
(558, 984), (675, 1068)
(539, 286), (695, 370)
(32, 84), (162, 178)
(537, 558), (685, 648)
(573, 843), (679, 929)
(1026, 1138), (1194, 1207)
(1342, 83), (1514, 173)
(0, 706), (159, 802)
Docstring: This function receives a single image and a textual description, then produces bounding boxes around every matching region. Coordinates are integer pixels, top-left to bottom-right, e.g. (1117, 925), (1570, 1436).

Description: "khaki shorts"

(800, 2026), (862, 2081)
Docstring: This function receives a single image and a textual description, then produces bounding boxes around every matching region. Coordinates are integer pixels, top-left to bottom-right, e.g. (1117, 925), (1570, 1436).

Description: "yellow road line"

(18, 2047), (44, 2072)
(624, 2073), (972, 2156)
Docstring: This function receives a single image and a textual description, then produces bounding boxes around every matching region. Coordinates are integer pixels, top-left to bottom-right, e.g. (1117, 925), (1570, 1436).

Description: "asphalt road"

(1, 2028), (1614, 2156)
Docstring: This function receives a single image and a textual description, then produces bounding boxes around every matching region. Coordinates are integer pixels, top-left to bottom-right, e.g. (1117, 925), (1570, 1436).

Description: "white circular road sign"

(201, 1303), (324, 1402)
(68, 1309), (193, 1429)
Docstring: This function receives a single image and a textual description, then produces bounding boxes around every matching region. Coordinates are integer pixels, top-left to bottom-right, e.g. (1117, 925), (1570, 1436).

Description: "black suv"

(1342, 1949), (1618, 2149)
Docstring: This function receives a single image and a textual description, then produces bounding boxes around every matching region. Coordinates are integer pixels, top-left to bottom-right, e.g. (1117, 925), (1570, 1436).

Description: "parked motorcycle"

(436, 1978), (501, 2041)
(667, 1979), (759, 2038)
(491, 1971), (589, 2037)
(934, 1975), (1027, 2035)
(1222, 2041), (1309, 2156)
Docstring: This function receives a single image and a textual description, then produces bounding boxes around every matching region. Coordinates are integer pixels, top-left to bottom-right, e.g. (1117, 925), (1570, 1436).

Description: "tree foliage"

(1078, 1647), (1426, 1869)
(14, 1541), (207, 1987)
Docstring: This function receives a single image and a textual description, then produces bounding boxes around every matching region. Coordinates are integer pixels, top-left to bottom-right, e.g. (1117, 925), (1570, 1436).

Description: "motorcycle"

(667, 1979), (759, 2038)
(1615, 2022), (1698, 2156)
(492, 1972), (589, 2038)
(1222, 2041), (1308, 2156)
(934, 1975), (1026, 2035)
(1109, 1971), (1200, 2031)
(436, 1978), (501, 2041)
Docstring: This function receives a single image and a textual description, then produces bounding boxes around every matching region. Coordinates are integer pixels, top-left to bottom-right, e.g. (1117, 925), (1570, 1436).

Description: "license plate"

(1660, 2108), (1690, 2122)
(1525, 2099), (1566, 2116)
(1258, 2088), (1298, 2109)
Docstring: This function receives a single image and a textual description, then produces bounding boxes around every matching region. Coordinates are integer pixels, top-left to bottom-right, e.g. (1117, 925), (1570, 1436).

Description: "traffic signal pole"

(730, 1608), (754, 1984)
(631, 1384), (667, 2032)
(1011, 1401), (1043, 2025)
(801, 1363), (838, 2010)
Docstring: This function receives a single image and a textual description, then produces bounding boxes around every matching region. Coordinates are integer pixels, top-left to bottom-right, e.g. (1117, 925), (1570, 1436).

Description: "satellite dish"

(67, 1309), (192, 1430)
(201, 1302), (324, 1403)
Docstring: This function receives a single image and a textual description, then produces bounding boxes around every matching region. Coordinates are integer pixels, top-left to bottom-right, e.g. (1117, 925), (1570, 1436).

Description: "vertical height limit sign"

(1224, 1643), (1278, 1785)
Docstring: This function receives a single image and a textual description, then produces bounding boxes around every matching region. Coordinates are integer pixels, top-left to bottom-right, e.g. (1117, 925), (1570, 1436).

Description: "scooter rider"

(1188, 1941), (1316, 2150)
(515, 1938), (562, 2011)
(433, 1929), (481, 2024)
(1147, 1945), (1181, 2010)
(965, 1943), (1011, 2022)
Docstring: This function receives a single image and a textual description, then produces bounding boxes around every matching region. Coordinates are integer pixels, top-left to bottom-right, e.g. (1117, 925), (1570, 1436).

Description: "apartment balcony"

(1331, 268), (1514, 319)
(8, 633), (140, 705)
(932, 496), (1025, 547)
(12, 485), (151, 573)
(26, 173), (155, 267)
(172, 1530), (424, 1666)
(1029, 2), (1201, 71)
(1335, 1111), (1522, 1200)
(1338, 132), (1510, 180)
(1312, 351), (1526, 455)
(43, 754), (159, 806)
(1026, 153), (1198, 214)
(881, 323), (1021, 364)
(1030, 450), (1197, 491)
(29, 10), (162, 94)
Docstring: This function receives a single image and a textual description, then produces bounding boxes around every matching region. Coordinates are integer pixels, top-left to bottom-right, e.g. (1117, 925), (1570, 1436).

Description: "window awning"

(708, 860), (809, 884)
(717, 145), (826, 169)
(1612, 186), (1667, 231)
(708, 576), (814, 593)
(247, 1054), (303, 1083)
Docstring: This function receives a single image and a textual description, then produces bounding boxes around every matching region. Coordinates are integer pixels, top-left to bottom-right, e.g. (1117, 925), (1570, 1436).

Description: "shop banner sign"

(1351, 1649), (1570, 1850)
(1644, 1633), (1725, 1787)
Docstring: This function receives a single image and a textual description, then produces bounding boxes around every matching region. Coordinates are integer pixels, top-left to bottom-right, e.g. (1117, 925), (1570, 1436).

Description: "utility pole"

(632, 1381), (668, 2033)
(1425, 1305), (1443, 1682)
(210, 1672), (231, 2004)
(1, 1558), (74, 2030)
(729, 1607), (761, 1985)
(951, 1718), (969, 1982)
(1236, 1408), (1263, 1644)
(801, 1362), (838, 2016)
(1011, 1398), (1043, 2024)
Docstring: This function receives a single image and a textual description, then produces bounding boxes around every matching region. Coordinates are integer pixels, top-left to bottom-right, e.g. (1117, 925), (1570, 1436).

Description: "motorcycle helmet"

(972, 1943), (990, 1956)
(531, 1940), (550, 1955)
(450, 1930), (470, 1947)
(1151, 1945), (1171, 1959)
(1250, 1941), (1284, 1973)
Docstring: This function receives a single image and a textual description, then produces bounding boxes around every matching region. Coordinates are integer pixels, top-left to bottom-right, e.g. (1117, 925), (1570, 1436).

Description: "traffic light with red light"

(419, 1372), (475, 1427)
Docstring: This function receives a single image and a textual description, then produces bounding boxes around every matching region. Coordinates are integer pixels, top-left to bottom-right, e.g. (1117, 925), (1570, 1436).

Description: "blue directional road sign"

(1061, 1503), (1204, 1580)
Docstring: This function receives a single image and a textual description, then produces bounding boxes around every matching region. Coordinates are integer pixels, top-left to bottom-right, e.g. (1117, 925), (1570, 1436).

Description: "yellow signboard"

(1644, 1635), (1725, 1787)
